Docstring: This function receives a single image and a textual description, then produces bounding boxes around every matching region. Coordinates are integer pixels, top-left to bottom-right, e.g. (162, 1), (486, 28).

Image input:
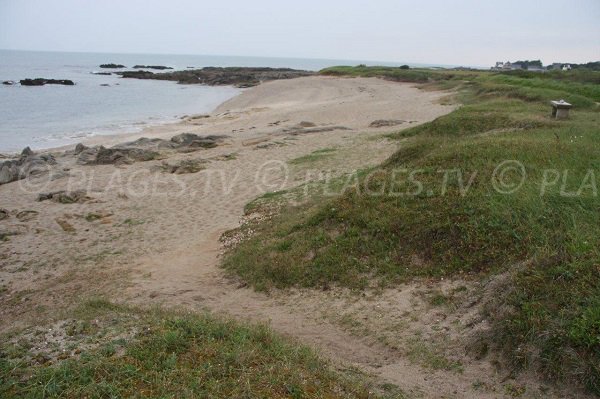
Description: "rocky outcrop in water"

(133, 65), (173, 70)
(2, 80), (16, 85)
(119, 67), (314, 87)
(0, 147), (57, 185)
(100, 63), (126, 69)
(20, 79), (75, 86)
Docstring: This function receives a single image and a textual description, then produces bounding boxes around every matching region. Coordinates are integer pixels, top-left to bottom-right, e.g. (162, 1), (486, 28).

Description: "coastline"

(0, 75), (460, 396)
(21, 86), (248, 155)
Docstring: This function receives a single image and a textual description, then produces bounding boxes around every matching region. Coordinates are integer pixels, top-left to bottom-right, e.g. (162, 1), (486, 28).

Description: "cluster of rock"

(369, 119), (406, 128)
(0, 133), (228, 186)
(98, 64), (172, 70)
(75, 133), (227, 165)
(119, 67), (314, 87)
(19, 79), (75, 86)
(75, 144), (159, 166)
(133, 65), (173, 70)
(100, 63), (126, 69)
(37, 190), (92, 204)
(0, 147), (56, 185)
(159, 159), (206, 174)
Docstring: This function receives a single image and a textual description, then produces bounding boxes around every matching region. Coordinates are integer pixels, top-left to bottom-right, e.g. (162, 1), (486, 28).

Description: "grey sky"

(1, 0), (598, 66)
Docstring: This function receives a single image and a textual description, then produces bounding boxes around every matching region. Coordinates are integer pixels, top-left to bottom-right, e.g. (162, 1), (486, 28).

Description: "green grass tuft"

(0, 301), (389, 398)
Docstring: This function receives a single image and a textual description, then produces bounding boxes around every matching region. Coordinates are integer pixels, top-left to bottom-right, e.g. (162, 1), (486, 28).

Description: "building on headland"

(491, 61), (523, 71)
(548, 63), (572, 71)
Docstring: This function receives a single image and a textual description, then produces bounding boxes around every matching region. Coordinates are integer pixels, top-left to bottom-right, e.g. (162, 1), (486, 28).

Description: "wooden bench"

(550, 100), (572, 119)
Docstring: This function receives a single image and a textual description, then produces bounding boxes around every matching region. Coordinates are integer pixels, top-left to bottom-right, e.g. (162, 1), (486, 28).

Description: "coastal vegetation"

(224, 66), (600, 393)
(0, 300), (390, 398)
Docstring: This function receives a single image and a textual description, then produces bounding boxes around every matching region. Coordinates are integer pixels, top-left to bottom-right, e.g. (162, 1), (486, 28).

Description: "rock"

(0, 150), (56, 185)
(77, 145), (158, 165)
(0, 161), (21, 185)
(16, 210), (38, 222)
(298, 121), (317, 128)
(132, 65), (174, 70)
(37, 190), (92, 204)
(170, 133), (201, 146)
(2, 80), (16, 85)
(99, 64), (126, 69)
(92, 72), (112, 75)
(85, 210), (113, 222)
(21, 147), (34, 157)
(74, 143), (88, 155)
(189, 139), (219, 149)
(0, 208), (9, 220)
(0, 228), (24, 241)
(76, 147), (100, 165)
(119, 137), (174, 150)
(281, 125), (352, 135)
(120, 71), (155, 80)
(20, 79), (75, 86)
(369, 119), (406, 128)
(159, 159), (206, 174)
(119, 67), (314, 86)
(100, 84), (110, 87)
(170, 133), (227, 148)
(55, 218), (76, 233)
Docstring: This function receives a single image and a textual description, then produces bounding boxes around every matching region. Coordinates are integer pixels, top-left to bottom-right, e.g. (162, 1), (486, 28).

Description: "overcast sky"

(0, 0), (598, 66)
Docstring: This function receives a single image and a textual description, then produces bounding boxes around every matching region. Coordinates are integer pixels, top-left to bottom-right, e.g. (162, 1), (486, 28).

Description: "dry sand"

(0, 76), (587, 398)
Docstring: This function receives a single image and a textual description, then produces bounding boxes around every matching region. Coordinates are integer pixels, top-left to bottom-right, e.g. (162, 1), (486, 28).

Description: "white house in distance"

(549, 63), (572, 71)
(491, 61), (523, 71)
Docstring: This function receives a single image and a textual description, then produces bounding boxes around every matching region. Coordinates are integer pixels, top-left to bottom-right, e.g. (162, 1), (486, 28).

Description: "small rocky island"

(133, 65), (174, 70)
(19, 79), (75, 86)
(119, 67), (314, 87)
(99, 63), (126, 69)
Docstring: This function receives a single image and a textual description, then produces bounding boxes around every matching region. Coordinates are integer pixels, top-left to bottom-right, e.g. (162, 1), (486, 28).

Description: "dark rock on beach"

(369, 119), (405, 128)
(77, 145), (159, 166)
(119, 67), (314, 87)
(0, 148), (57, 185)
(37, 190), (92, 204)
(159, 159), (206, 174)
(133, 65), (174, 70)
(20, 79), (75, 86)
(76, 134), (228, 166)
(100, 63), (126, 69)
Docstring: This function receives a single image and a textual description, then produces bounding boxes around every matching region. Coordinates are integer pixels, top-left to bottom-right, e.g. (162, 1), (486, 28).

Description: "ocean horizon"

(0, 49), (446, 153)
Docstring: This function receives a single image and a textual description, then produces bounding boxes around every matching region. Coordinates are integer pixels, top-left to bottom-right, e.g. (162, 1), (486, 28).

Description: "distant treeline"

(567, 61), (600, 70)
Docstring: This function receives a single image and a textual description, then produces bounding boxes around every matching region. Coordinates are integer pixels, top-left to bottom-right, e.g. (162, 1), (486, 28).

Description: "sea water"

(0, 50), (410, 152)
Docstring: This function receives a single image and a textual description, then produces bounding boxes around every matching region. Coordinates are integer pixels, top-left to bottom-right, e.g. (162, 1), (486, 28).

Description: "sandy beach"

(1, 75), (455, 309)
(3, 75), (551, 398)
(2, 74), (593, 398)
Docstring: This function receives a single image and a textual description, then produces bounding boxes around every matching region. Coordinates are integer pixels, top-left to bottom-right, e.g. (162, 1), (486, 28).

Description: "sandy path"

(1, 76), (585, 398)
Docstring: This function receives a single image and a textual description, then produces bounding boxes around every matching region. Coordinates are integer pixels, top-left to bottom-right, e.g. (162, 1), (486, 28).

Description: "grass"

(289, 148), (337, 165)
(0, 300), (397, 398)
(223, 67), (600, 393)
